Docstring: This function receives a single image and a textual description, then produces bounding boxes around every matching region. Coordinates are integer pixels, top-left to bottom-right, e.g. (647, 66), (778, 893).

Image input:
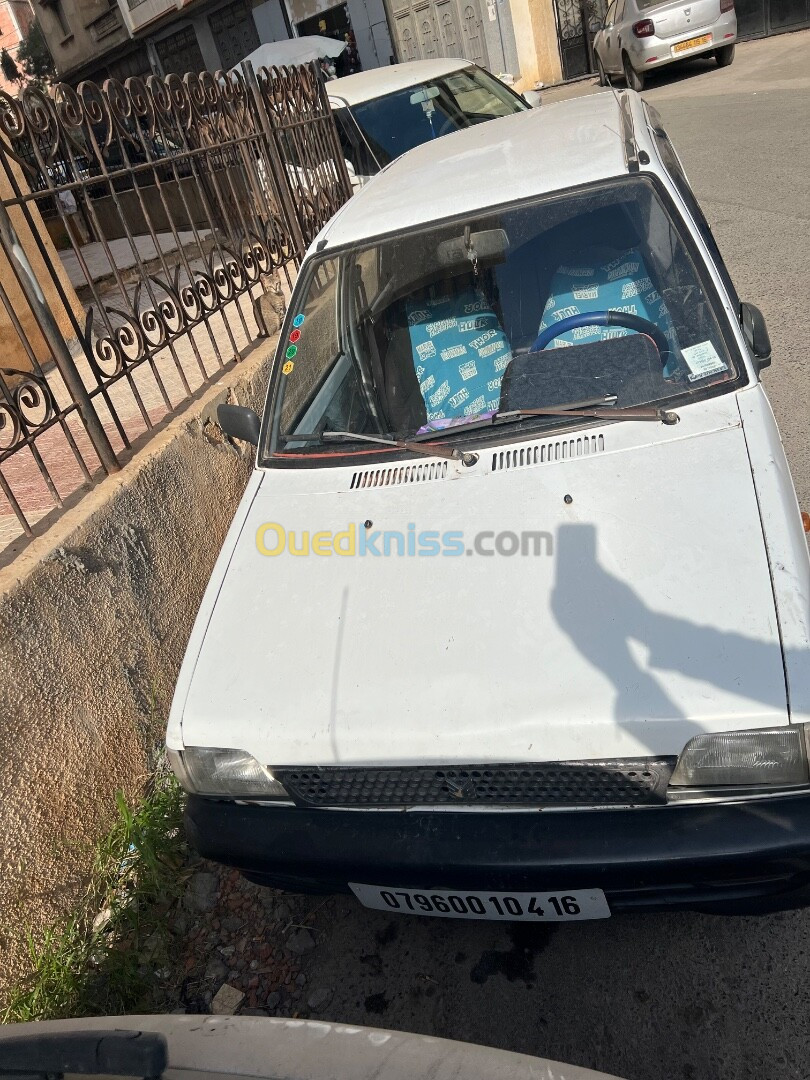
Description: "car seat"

(379, 274), (512, 432)
(535, 204), (678, 376)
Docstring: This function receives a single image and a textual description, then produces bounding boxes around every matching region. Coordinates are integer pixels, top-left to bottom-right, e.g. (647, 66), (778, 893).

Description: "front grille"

(275, 759), (676, 808)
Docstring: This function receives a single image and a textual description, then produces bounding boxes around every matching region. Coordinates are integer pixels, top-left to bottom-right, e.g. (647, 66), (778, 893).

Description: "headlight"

(670, 726), (809, 788)
(167, 746), (290, 799)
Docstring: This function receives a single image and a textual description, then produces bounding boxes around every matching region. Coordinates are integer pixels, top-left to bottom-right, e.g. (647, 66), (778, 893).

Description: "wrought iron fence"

(0, 61), (351, 555)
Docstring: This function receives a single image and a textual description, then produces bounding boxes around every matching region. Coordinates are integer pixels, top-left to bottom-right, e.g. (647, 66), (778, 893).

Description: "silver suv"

(593, 0), (737, 90)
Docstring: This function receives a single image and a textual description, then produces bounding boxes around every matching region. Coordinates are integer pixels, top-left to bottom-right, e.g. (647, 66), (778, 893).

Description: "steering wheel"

(434, 114), (459, 137)
(531, 310), (673, 367)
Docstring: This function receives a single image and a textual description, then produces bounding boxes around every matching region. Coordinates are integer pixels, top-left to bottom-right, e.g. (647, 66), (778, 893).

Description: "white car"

(327, 59), (537, 188)
(593, 0), (737, 91)
(0, 1015), (626, 1080)
(169, 92), (810, 921)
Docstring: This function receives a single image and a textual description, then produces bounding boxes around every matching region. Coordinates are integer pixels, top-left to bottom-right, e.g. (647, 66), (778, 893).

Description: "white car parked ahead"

(327, 59), (536, 188)
(169, 92), (810, 922)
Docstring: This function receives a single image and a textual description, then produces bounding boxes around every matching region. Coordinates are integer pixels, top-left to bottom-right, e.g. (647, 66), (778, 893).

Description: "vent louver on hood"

(350, 461), (449, 489)
(492, 434), (606, 472)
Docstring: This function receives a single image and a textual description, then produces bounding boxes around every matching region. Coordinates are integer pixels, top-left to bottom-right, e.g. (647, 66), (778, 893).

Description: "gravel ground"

(173, 865), (336, 1018)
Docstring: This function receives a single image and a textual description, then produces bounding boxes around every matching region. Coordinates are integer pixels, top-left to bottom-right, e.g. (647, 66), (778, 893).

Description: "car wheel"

(715, 43), (735, 66)
(596, 53), (608, 86)
(622, 52), (645, 91)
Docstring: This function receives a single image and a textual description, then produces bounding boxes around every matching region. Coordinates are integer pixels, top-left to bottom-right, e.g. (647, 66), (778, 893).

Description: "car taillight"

(633, 18), (656, 36)
(720, 0), (734, 10)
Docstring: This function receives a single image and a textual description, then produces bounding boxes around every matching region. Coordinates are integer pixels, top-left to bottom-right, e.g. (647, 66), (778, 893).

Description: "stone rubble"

(172, 862), (332, 1019)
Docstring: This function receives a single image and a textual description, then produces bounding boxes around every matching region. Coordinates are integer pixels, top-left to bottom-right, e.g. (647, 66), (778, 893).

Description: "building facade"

(0, 0), (35, 92)
(33, 0), (398, 82)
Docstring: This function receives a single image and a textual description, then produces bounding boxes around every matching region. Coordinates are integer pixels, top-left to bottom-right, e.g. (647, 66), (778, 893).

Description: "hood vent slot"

(350, 460), (449, 490)
(492, 434), (605, 472)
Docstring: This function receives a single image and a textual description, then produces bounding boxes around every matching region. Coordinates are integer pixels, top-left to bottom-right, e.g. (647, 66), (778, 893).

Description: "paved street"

(287, 32), (810, 1080)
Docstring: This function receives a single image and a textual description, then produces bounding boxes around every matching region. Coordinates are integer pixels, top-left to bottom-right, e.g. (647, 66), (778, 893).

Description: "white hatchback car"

(169, 91), (810, 922)
(594, 0), (737, 91)
(327, 59), (536, 189)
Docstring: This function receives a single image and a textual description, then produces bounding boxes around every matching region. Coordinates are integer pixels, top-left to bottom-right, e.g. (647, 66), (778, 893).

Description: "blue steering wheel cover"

(532, 312), (610, 352)
(531, 310), (672, 368)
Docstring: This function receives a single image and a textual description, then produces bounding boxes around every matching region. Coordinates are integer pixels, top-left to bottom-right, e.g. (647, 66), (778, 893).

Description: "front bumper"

(185, 791), (810, 915)
(628, 13), (737, 70)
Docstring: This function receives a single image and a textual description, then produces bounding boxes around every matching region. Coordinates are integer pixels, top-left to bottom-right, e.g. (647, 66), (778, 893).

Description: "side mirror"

(218, 403), (260, 446)
(522, 90), (542, 108)
(740, 302), (771, 372)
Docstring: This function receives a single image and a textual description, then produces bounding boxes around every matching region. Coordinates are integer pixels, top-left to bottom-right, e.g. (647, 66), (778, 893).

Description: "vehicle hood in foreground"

(177, 416), (788, 766)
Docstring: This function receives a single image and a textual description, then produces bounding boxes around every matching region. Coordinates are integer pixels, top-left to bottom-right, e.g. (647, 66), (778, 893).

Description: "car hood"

(175, 406), (788, 766)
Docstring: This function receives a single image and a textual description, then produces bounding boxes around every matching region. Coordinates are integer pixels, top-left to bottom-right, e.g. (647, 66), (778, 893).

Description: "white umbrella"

(237, 35), (346, 71)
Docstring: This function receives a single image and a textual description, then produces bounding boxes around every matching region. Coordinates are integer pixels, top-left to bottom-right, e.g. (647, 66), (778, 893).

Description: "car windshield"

(265, 176), (738, 460)
(346, 68), (528, 168)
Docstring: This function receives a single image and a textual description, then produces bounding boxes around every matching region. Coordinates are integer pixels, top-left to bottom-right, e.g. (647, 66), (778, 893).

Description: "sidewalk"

(59, 231), (215, 299)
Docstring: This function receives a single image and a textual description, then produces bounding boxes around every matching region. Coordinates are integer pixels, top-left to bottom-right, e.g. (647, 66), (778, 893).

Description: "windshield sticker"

(292, 313), (305, 327)
(282, 360), (294, 375)
(289, 329), (301, 343)
(285, 345), (297, 359)
(681, 340), (728, 382)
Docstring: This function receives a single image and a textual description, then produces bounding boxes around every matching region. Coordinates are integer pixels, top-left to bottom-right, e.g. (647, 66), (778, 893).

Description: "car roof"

(318, 91), (656, 251)
(327, 58), (475, 108)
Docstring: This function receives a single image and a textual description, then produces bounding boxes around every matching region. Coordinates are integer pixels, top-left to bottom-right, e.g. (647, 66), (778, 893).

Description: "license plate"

(349, 884), (610, 921)
(672, 33), (712, 54)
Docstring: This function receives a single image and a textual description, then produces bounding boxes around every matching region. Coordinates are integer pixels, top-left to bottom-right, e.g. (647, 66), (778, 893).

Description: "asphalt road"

(297, 33), (810, 1080)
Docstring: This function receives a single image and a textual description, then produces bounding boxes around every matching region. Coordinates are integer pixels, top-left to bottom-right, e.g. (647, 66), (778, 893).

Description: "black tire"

(596, 52), (608, 87)
(622, 52), (645, 91)
(715, 43), (735, 66)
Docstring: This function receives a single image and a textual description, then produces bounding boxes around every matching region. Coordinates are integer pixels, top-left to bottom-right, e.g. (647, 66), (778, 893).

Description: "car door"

(599, 0), (622, 72)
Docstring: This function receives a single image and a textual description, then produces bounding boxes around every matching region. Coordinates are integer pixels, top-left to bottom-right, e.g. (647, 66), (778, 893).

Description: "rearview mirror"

(740, 302), (771, 372)
(436, 228), (509, 269)
(409, 85), (441, 105)
(218, 403), (260, 446)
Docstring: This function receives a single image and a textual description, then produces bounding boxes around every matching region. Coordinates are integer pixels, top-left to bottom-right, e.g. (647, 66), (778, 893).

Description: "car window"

(615, 0), (626, 21)
(605, 0), (618, 24)
(332, 107), (379, 180)
(264, 176), (739, 461)
(645, 104), (740, 310)
(348, 68), (528, 168)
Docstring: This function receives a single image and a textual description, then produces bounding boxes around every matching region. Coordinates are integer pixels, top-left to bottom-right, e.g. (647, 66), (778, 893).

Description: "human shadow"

(550, 522), (803, 743)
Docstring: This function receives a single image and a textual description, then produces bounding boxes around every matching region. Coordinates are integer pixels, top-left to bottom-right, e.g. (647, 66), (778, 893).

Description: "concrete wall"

(0, 162), (86, 374)
(481, 0), (520, 77)
(253, 0), (290, 43)
(37, 0), (130, 78)
(0, 325), (281, 1008)
(507, 0), (562, 88)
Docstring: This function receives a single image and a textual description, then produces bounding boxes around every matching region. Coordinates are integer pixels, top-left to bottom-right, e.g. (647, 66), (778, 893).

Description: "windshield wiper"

(496, 395), (680, 425)
(318, 430), (479, 465)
